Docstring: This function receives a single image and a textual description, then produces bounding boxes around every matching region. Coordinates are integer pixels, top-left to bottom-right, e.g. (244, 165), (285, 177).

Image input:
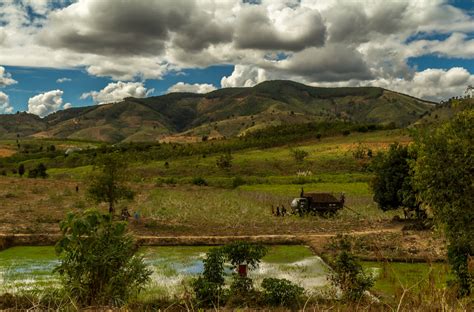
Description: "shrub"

(216, 152), (233, 170)
(192, 177), (208, 186)
(18, 164), (25, 177)
(192, 277), (226, 308)
(192, 248), (226, 307)
(28, 163), (48, 179)
(261, 277), (304, 307)
(342, 130), (351, 136)
(328, 237), (374, 301)
(230, 276), (254, 295)
(54, 210), (151, 307)
(232, 176), (246, 188)
(290, 148), (309, 163)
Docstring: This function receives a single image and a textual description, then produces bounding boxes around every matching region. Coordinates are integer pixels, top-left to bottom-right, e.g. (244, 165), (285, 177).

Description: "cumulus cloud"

(221, 65), (268, 88)
(0, 66), (17, 87)
(56, 77), (71, 83)
(27, 90), (65, 117)
(1, 0), (474, 101)
(39, 0), (188, 56)
(0, 91), (14, 114)
(167, 82), (216, 94)
(371, 67), (474, 102)
(63, 103), (72, 109)
(81, 81), (154, 104)
(234, 4), (326, 51)
(275, 44), (373, 82)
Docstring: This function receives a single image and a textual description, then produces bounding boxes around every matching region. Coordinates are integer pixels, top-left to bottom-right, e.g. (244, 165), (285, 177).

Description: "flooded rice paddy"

(0, 245), (333, 297)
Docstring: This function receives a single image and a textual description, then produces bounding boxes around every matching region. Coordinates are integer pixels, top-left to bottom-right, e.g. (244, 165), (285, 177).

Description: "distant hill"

(0, 80), (436, 143)
(413, 97), (473, 127)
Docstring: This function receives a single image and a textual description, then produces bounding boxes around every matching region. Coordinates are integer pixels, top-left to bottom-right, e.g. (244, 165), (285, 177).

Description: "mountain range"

(0, 80), (436, 143)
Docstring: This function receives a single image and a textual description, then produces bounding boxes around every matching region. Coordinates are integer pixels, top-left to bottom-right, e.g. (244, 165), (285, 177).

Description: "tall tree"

(87, 154), (134, 214)
(414, 109), (473, 296)
(370, 143), (421, 217)
(18, 164), (25, 177)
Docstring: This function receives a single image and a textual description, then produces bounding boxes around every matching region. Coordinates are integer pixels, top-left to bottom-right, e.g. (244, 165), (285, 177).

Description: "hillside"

(0, 80), (436, 142)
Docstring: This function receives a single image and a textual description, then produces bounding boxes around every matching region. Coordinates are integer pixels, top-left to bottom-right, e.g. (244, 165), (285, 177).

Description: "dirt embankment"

(0, 227), (447, 262)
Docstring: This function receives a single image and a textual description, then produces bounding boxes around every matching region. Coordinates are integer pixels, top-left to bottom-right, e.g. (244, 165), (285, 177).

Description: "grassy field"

(0, 130), (410, 236)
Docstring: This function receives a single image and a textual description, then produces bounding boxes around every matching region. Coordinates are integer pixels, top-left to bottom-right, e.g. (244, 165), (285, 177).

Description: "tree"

(290, 148), (309, 163)
(27, 163), (48, 179)
(414, 110), (473, 296)
(18, 164), (25, 177)
(54, 210), (151, 306)
(36, 163), (48, 178)
(370, 143), (422, 218)
(192, 248), (226, 307)
(216, 152), (233, 170)
(328, 236), (374, 301)
(87, 154), (134, 214)
(222, 242), (267, 276)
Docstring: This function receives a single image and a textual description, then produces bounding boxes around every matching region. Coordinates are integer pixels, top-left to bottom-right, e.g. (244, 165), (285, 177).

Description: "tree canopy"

(370, 143), (419, 214)
(414, 109), (474, 295)
(87, 153), (134, 214)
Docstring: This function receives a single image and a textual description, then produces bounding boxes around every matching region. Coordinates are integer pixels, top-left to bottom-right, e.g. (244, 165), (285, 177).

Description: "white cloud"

(370, 67), (474, 102)
(81, 81), (154, 104)
(27, 89), (65, 117)
(167, 82), (216, 94)
(56, 77), (71, 83)
(0, 66), (17, 87)
(0, 91), (14, 114)
(63, 103), (72, 109)
(0, 0), (473, 101)
(221, 65), (268, 88)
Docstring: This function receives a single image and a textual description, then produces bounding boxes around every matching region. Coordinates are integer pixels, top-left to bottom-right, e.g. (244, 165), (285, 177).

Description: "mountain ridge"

(0, 80), (436, 142)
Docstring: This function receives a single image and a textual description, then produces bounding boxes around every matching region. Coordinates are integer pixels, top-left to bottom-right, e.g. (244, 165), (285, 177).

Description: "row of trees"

(0, 121), (389, 173)
(370, 109), (473, 295)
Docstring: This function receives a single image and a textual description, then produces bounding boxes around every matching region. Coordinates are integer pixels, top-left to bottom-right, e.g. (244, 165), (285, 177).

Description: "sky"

(0, 0), (473, 117)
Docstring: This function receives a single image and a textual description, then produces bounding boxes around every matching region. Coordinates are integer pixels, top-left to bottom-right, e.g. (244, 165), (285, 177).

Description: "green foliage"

(202, 248), (226, 286)
(232, 176), (246, 188)
(414, 110), (474, 296)
(54, 210), (151, 307)
(87, 154), (134, 213)
(192, 248), (227, 307)
(261, 277), (304, 307)
(222, 242), (267, 270)
(18, 163), (25, 177)
(370, 143), (420, 215)
(290, 148), (309, 163)
(216, 152), (233, 170)
(228, 276), (256, 305)
(192, 277), (226, 308)
(192, 176), (208, 186)
(328, 237), (374, 301)
(27, 163), (48, 178)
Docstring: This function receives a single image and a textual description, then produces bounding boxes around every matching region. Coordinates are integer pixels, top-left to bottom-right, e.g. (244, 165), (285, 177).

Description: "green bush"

(328, 237), (374, 301)
(192, 248), (226, 307)
(216, 152), (233, 170)
(192, 277), (226, 308)
(261, 277), (304, 307)
(290, 148), (309, 163)
(230, 276), (254, 295)
(28, 163), (48, 178)
(54, 210), (151, 307)
(232, 176), (246, 188)
(192, 176), (208, 186)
